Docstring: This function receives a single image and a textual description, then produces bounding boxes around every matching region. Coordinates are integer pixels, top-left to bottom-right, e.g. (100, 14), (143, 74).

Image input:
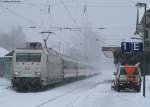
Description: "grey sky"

(0, 0), (150, 47)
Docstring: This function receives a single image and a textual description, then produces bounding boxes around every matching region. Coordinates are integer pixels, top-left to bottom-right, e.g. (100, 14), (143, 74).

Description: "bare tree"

(0, 26), (26, 50)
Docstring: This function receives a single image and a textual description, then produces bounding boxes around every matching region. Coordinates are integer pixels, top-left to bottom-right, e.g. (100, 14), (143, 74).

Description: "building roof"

(0, 47), (9, 57)
(135, 6), (150, 34)
(138, 3), (150, 23)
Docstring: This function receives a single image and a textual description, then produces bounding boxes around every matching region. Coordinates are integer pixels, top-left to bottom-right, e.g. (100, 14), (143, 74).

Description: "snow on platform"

(0, 78), (10, 86)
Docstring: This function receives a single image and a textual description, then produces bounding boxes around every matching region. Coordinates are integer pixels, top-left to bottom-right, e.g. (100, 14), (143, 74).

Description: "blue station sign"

(121, 42), (144, 52)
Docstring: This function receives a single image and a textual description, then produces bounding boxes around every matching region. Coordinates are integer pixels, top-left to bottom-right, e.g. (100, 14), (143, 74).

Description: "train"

(11, 42), (97, 90)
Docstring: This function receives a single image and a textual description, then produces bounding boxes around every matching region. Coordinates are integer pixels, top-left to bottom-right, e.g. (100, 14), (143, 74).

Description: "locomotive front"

(12, 48), (43, 89)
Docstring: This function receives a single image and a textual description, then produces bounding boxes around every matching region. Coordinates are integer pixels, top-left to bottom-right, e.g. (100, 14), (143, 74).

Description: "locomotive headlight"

(14, 72), (19, 75)
(35, 72), (41, 75)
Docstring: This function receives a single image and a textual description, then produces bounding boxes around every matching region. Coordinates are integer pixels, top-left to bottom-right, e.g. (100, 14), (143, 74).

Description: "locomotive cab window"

(16, 53), (41, 62)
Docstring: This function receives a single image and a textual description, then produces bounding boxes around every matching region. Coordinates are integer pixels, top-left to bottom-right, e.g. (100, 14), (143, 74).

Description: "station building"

(135, 8), (150, 47)
(0, 47), (12, 79)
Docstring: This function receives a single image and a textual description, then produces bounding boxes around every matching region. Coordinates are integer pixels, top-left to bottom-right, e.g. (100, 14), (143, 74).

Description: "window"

(16, 53), (41, 62)
(120, 68), (127, 75)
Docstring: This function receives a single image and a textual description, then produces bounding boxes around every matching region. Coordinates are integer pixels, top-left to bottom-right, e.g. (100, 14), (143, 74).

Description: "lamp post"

(136, 2), (147, 45)
(136, 2), (147, 97)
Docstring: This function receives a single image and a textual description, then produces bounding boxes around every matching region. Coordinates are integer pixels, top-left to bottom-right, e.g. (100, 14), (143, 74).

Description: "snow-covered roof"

(0, 47), (9, 57)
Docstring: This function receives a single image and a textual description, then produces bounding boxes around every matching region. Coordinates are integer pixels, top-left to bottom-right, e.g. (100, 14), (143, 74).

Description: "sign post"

(143, 73), (145, 97)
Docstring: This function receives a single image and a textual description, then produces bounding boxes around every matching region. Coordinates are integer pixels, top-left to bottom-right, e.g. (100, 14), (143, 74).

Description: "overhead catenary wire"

(14, 0), (78, 9)
(59, 0), (79, 26)
(0, 24), (136, 31)
(0, 0), (136, 27)
(0, 0), (137, 42)
(0, 4), (39, 25)
(3, 0), (135, 8)
(58, 0), (91, 35)
(58, 0), (86, 41)
(25, 3), (135, 8)
(0, 0), (139, 54)
(0, 0), (22, 3)
(0, 1), (137, 34)
(73, 0), (82, 15)
(0, 0), (55, 30)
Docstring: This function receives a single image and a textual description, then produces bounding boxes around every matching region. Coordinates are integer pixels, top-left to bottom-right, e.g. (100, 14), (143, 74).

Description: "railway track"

(36, 79), (110, 107)
(36, 85), (82, 107)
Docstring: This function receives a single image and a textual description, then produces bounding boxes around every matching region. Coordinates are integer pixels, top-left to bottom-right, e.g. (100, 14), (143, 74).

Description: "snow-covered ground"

(0, 56), (150, 107)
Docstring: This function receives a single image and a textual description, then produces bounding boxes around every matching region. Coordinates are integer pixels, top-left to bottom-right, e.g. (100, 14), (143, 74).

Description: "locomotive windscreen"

(16, 53), (41, 62)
